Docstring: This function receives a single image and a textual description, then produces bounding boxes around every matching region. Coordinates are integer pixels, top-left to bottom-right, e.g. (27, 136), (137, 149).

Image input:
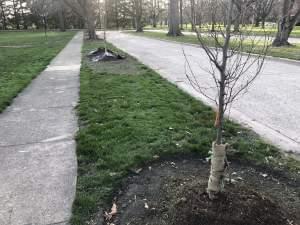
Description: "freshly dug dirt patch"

(110, 156), (300, 225)
(172, 183), (289, 225)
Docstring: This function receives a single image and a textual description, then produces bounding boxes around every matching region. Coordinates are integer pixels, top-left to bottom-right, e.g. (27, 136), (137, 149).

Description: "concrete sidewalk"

(105, 31), (300, 156)
(0, 32), (83, 225)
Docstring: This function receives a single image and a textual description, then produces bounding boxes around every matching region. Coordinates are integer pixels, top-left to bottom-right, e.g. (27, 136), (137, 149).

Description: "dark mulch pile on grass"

(111, 157), (299, 225)
(87, 47), (125, 62)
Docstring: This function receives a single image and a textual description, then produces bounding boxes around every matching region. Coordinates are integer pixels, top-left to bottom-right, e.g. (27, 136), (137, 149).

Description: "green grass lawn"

(71, 39), (299, 224)
(0, 31), (75, 112)
(144, 24), (300, 38)
(128, 31), (300, 61)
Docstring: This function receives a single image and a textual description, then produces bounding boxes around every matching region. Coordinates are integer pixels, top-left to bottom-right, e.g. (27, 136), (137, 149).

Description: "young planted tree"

(272, 0), (300, 46)
(184, 0), (268, 199)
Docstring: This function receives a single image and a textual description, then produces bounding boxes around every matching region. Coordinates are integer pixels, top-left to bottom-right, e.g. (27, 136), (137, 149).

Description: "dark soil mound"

(110, 158), (299, 225)
(172, 183), (289, 225)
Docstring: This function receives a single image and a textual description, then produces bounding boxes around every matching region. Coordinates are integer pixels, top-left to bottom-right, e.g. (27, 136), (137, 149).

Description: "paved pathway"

(146, 29), (300, 44)
(105, 31), (300, 156)
(0, 32), (83, 225)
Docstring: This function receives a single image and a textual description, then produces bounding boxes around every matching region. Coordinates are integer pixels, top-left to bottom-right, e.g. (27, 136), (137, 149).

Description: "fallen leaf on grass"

(129, 168), (143, 174)
(104, 203), (117, 221)
(260, 173), (268, 178)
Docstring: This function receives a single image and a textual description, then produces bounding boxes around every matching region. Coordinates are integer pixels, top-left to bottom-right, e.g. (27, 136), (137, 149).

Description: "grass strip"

(72, 39), (299, 224)
(0, 31), (76, 112)
(128, 31), (300, 61)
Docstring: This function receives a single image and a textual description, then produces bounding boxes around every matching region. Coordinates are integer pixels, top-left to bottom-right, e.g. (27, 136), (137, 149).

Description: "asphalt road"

(105, 31), (300, 155)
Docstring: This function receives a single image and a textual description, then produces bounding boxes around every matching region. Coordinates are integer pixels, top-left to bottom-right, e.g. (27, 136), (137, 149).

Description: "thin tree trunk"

(261, 17), (266, 29)
(43, 16), (48, 40)
(207, 0), (234, 200)
(153, 0), (157, 28)
(179, 0), (183, 29)
(0, 3), (7, 30)
(21, 3), (28, 30)
(115, 0), (119, 28)
(12, 0), (20, 29)
(254, 16), (260, 27)
(211, 13), (216, 32)
(190, 0), (195, 31)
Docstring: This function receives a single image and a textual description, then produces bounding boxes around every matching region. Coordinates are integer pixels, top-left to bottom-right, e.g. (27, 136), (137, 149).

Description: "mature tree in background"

(272, 0), (300, 46)
(27, 0), (54, 36)
(190, 0), (195, 30)
(133, 0), (143, 31)
(232, 0), (256, 32)
(254, 0), (274, 28)
(65, 0), (98, 39)
(185, 0), (268, 199)
(179, 0), (183, 29)
(168, 0), (182, 35)
(1, 0), (299, 36)
(56, 0), (66, 31)
(150, 0), (158, 27)
(0, 0), (8, 29)
(12, 0), (21, 29)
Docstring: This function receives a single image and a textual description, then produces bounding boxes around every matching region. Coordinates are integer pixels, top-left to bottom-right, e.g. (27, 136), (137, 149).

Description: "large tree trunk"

(87, 16), (97, 39)
(272, 0), (300, 46)
(136, 17), (143, 32)
(167, 0), (182, 36)
(58, 1), (66, 32)
(134, 0), (143, 32)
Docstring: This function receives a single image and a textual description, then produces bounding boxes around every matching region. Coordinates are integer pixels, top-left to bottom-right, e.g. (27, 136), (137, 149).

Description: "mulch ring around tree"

(106, 156), (300, 225)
